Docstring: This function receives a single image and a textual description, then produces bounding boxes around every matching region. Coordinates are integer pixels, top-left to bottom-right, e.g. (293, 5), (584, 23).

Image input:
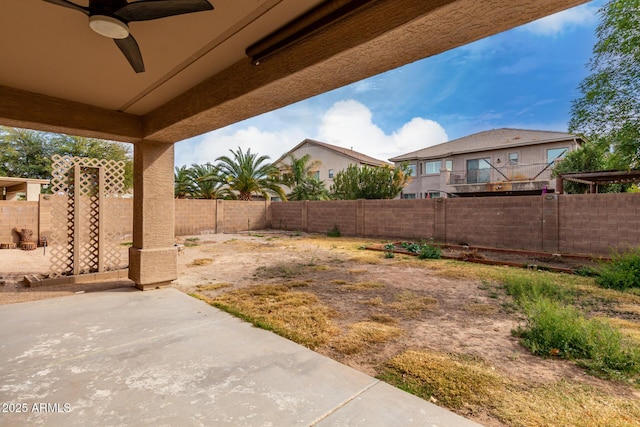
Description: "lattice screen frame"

(49, 155), (126, 276)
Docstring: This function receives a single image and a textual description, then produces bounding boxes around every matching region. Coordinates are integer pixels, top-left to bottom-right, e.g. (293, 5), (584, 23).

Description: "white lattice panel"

(49, 155), (126, 276)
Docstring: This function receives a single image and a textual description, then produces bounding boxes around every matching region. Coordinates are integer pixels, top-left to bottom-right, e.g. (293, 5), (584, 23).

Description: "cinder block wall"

(445, 196), (543, 250)
(270, 194), (640, 256)
(271, 202), (304, 231)
(175, 199), (216, 235)
(220, 200), (270, 233)
(559, 193), (640, 255)
(307, 200), (358, 235)
(363, 199), (435, 239)
(0, 201), (39, 244)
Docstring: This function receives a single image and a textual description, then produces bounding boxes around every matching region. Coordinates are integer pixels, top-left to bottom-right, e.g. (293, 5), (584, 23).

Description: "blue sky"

(175, 0), (604, 166)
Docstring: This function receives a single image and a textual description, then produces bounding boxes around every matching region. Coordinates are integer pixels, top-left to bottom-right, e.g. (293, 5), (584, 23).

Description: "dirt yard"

(2, 231), (639, 426)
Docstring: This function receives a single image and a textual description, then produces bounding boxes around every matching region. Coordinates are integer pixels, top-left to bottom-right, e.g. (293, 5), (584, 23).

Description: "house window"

(402, 193), (416, 199)
(328, 169), (334, 179)
(406, 164), (416, 177)
(508, 153), (518, 165)
(313, 171), (320, 179)
(547, 147), (568, 163)
(445, 160), (452, 171)
(466, 158), (491, 184)
(424, 161), (440, 175)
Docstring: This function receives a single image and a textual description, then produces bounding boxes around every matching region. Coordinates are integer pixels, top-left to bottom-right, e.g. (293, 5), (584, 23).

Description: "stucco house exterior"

(275, 139), (391, 190)
(0, 177), (50, 201)
(390, 128), (584, 198)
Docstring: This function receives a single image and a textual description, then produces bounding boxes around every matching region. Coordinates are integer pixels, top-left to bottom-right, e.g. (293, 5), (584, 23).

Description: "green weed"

(515, 298), (640, 381)
(597, 248), (640, 291)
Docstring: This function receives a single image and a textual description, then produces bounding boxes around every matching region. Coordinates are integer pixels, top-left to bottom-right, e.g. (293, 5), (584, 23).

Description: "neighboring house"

(389, 128), (584, 198)
(275, 139), (391, 190)
(1, 177), (50, 201)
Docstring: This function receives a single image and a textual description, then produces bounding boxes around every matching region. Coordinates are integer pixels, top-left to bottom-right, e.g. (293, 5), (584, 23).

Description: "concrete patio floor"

(0, 287), (481, 426)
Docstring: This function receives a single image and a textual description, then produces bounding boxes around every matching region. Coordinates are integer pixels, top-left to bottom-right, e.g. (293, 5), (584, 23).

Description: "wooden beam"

(0, 86), (143, 143)
(143, 0), (588, 143)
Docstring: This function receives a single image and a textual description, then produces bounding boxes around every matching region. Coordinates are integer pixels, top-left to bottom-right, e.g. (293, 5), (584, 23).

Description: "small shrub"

(384, 243), (395, 258)
(417, 243), (441, 260)
(400, 242), (421, 253)
(327, 224), (341, 238)
(515, 298), (640, 380)
(597, 248), (640, 291)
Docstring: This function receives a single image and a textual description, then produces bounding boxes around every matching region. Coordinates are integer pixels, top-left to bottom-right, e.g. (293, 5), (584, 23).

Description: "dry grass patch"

(379, 349), (505, 410)
(616, 303), (640, 316)
(254, 262), (307, 279)
(362, 297), (384, 306)
(380, 350), (640, 426)
(195, 283), (232, 292)
(389, 290), (437, 316)
(496, 380), (640, 427)
(283, 280), (311, 288)
(600, 317), (640, 344)
(330, 279), (348, 285)
(463, 303), (498, 314)
(348, 253), (383, 265)
(310, 265), (332, 272)
(341, 281), (385, 291)
(331, 321), (403, 355)
(348, 268), (368, 274)
(211, 284), (339, 349)
(369, 313), (399, 325)
(188, 258), (213, 267)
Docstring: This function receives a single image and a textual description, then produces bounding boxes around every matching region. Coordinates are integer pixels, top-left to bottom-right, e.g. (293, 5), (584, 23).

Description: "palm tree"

(216, 147), (286, 201)
(281, 154), (321, 187)
(281, 154), (329, 200)
(174, 165), (194, 198)
(189, 163), (228, 199)
(288, 177), (330, 201)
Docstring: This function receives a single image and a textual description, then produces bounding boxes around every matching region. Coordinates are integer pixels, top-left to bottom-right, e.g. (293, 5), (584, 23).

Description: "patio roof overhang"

(1, 0), (588, 145)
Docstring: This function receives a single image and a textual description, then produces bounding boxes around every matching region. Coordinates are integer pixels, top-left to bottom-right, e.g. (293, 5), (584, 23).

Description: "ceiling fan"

(42, 0), (214, 73)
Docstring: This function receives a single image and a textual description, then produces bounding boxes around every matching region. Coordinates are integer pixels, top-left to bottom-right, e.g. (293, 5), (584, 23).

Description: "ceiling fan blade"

(41, 0), (89, 15)
(115, 0), (213, 22)
(114, 35), (145, 73)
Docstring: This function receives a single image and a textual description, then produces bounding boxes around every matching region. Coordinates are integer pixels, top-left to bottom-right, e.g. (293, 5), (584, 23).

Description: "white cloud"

(522, 4), (599, 36)
(316, 100), (448, 161)
(175, 100), (448, 167)
(175, 126), (307, 167)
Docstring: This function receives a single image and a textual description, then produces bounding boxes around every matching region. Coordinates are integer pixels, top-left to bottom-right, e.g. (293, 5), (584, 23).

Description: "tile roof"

(389, 128), (583, 162)
(275, 139), (391, 166)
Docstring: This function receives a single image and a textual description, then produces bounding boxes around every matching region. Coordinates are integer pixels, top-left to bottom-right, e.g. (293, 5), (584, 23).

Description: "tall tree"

(281, 154), (329, 201)
(331, 163), (411, 200)
(569, 0), (640, 169)
(0, 127), (53, 179)
(0, 126), (134, 190)
(215, 147), (286, 201)
(552, 140), (612, 193)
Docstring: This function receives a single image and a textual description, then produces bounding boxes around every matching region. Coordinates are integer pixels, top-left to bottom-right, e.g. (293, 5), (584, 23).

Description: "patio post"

(128, 140), (177, 290)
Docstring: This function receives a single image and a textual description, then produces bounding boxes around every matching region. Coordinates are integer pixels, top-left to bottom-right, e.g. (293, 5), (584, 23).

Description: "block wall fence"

(271, 193), (640, 256)
(1, 193), (638, 256)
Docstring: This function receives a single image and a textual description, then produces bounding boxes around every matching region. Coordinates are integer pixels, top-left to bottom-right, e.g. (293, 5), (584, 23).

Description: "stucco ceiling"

(0, 0), (588, 144)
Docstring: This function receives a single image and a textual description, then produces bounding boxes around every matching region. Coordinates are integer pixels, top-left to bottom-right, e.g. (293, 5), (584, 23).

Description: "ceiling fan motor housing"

(89, 15), (130, 39)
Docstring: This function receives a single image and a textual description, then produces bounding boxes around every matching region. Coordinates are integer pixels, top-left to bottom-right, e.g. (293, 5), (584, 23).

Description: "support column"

(129, 140), (177, 290)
